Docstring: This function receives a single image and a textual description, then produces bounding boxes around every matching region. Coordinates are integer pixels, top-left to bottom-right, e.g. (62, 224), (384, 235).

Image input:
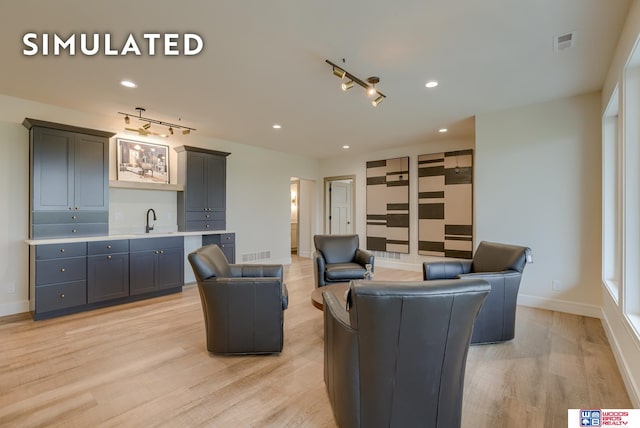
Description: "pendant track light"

(326, 59), (387, 107)
(117, 107), (196, 137)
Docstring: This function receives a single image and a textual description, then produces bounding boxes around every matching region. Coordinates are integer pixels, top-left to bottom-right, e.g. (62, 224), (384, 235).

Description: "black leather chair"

(323, 279), (491, 428)
(313, 234), (374, 287)
(423, 241), (530, 344)
(187, 244), (288, 355)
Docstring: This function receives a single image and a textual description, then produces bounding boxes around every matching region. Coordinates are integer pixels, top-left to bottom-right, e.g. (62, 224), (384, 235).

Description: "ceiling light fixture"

(326, 59), (387, 107)
(438, 128), (448, 133)
(272, 124), (282, 129)
(342, 145), (350, 149)
(121, 80), (137, 88)
(425, 81), (439, 88)
(117, 107), (196, 137)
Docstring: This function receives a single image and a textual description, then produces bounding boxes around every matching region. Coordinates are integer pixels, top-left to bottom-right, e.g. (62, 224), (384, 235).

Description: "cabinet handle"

(107, 245), (112, 249)
(60, 268), (65, 272)
(71, 215), (77, 220)
(159, 250), (164, 254)
(206, 224), (210, 228)
(60, 293), (65, 299)
(154, 250), (159, 254)
(72, 229), (77, 233)
(226, 236), (231, 240)
(75, 207), (79, 211)
(205, 215), (210, 218)
(60, 248), (65, 253)
(68, 207), (72, 211)
(221, 244), (225, 248)
(107, 255), (112, 260)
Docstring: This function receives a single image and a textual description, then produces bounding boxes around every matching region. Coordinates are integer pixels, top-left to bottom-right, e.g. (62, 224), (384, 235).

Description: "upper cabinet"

(24, 118), (114, 239)
(175, 145), (230, 232)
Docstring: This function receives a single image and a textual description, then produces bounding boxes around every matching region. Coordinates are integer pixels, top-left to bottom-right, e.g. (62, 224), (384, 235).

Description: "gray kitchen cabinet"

(129, 237), (184, 296)
(176, 146), (230, 231)
(32, 242), (88, 318)
(87, 240), (130, 303)
(202, 233), (236, 263)
(24, 118), (113, 239)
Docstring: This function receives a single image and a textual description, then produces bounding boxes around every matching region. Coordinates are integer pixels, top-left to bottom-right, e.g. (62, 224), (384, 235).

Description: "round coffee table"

(311, 282), (350, 310)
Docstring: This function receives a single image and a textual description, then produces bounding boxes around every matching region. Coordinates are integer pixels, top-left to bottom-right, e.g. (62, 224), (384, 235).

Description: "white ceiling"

(0, 0), (630, 158)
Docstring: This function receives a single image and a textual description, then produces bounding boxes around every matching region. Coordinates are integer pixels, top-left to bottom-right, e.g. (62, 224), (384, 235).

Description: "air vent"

(241, 250), (272, 262)
(372, 250), (402, 260)
(554, 32), (575, 52)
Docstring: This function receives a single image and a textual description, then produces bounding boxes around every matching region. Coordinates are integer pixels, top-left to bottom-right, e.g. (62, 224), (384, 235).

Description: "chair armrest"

(282, 283), (289, 310)
(456, 270), (521, 284)
(423, 259), (472, 280)
(229, 264), (283, 281)
(323, 291), (360, 428)
(314, 251), (327, 287)
(354, 248), (374, 270)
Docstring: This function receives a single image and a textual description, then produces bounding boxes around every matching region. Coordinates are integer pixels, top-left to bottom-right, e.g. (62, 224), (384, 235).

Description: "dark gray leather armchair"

(323, 279), (490, 428)
(423, 241), (530, 344)
(313, 234), (374, 287)
(187, 244), (288, 355)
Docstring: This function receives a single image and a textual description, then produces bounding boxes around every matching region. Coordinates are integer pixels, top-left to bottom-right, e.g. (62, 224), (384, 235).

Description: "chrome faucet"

(146, 208), (157, 233)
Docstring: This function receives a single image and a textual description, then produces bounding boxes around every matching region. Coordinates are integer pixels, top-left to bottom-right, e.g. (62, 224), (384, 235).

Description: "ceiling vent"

(554, 32), (576, 52)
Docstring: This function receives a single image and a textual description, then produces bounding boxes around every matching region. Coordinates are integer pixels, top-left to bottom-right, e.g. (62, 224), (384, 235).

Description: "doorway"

(290, 179), (300, 254)
(324, 176), (355, 234)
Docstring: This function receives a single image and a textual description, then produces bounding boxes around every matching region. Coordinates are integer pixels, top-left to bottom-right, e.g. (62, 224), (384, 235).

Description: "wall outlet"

(552, 279), (562, 291)
(7, 282), (15, 294)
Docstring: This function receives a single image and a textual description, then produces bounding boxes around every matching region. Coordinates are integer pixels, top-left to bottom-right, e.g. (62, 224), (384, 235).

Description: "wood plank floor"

(0, 256), (631, 427)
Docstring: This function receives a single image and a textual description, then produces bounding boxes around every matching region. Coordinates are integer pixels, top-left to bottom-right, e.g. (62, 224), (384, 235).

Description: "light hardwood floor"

(0, 256), (631, 427)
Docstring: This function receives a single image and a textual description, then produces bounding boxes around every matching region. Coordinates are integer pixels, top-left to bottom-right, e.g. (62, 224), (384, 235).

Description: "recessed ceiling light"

(272, 124), (282, 129)
(342, 145), (350, 149)
(438, 128), (448, 133)
(425, 81), (438, 88)
(121, 80), (137, 88)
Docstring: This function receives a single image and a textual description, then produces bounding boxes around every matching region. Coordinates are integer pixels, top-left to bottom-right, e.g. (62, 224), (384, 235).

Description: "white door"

(330, 180), (352, 234)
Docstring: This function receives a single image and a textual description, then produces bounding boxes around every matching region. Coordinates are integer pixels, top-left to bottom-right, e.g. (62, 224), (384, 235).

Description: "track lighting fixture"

(326, 59), (387, 106)
(117, 107), (196, 137)
(341, 80), (354, 91)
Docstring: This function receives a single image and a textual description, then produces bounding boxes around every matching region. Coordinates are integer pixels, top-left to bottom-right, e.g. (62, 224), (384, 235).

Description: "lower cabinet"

(87, 240), (129, 303)
(202, 232), (236, 263)
(32, 236), (184, 320)
(130, 237), (184, 296)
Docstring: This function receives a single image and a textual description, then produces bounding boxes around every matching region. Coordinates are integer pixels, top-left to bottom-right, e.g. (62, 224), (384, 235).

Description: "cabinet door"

(219, 243), (235, 264)
(156, 247), (184, 290)
(87, 253), (129, 303)
(32, 127), (74, 211)
(74, 134), (108, 211)
(205, 154), (226, 211)
(185, 152), (207, 212)
(129, 251), (156, 295)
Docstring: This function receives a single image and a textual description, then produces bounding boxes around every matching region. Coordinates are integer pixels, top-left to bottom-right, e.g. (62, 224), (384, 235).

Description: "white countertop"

(25, 230), (235, 246)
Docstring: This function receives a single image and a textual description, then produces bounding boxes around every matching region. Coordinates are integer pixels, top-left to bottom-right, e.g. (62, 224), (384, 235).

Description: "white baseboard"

(0, 300), (30, 317)
(298, 250), (311, 258)
(517, 294), (603, 319)
(601, 310), (640, 407)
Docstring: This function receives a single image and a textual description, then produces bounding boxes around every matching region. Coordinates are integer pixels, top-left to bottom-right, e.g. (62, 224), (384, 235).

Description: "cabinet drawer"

(32, 211), (109, 224)
(36, 242), (87, 259)
(202, 233), (235, 246)
(129, 236), (184, 252)
(88, 240), (129, 255)
(185, 220), (225, 232)
(32, 223), (108, 239)
(36, 257), (86, 286)
(185, 211), (225, 222)
(35, 281), (87, 313)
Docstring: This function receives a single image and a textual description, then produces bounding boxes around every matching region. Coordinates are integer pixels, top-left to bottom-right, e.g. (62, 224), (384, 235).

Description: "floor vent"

(241, 250), (272, 262)
(372, 250), (402, 260)
(554, 31), (575, 52)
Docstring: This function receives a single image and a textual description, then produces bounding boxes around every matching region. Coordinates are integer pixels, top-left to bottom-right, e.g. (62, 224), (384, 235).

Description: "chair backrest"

(314, 234), (359, 264)
(471, 241), (528, 273)
(188, 244), (232, 281)
(346, 279), (490, 427)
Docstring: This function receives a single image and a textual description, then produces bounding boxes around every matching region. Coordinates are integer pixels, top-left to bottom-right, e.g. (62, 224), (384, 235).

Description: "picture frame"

(116, 138), (169, 184)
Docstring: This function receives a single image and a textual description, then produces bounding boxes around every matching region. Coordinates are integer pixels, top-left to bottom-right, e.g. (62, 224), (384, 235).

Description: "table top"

(311, 282), (350, 310)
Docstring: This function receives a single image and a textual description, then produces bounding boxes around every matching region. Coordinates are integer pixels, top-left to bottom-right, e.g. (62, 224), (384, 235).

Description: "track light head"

(168, 127), (174, 135)
(182, 129), (190, 135)
(333, 67), (346, 79)
(341, 80), (354, 91)
(142, 122), (151, 130)
(372, 95), (384, 107)
(124, 115), (130, 124)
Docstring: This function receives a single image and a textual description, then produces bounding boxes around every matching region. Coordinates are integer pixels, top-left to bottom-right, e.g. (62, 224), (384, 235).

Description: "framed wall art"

(116, 138), (169, 184)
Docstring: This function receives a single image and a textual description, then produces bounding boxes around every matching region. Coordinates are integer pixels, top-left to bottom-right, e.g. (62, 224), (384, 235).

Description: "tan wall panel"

(444, 184), (473, 224)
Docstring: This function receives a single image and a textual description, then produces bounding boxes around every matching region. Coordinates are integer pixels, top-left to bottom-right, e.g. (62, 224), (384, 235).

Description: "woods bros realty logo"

(22, 32), (204, 56)
(568, 409), (640, 427)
